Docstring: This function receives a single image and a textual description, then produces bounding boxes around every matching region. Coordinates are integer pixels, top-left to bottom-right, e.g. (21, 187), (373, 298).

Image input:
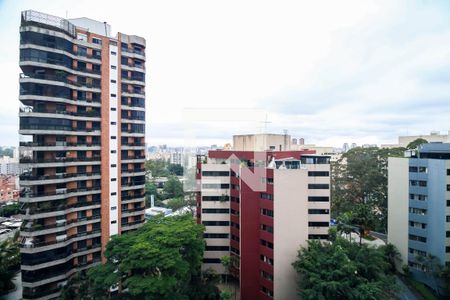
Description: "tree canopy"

(332, 146), (405, 232)
(62, 215), (219, 300)
(406, 138), (428, 150)
(163, 176), (184, 199)
(0, 238), (20, 294)
(292, 238), (397, 300)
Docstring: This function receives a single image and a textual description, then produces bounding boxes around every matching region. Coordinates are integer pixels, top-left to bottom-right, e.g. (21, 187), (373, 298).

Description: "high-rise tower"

(18, 10), (146, 299)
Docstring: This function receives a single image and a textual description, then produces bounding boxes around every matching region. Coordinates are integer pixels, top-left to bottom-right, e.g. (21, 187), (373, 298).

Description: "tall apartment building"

(197, 150), (330, 300)
(388, 143), (450, 292)
(18, 10), (146, 299)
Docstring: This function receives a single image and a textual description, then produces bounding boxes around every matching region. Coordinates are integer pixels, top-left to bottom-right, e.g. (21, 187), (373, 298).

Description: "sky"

(1, 0), (450, 148)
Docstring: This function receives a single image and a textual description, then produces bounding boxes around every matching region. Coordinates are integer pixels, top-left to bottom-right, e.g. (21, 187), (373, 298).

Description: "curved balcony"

(21, 215), (101, 236)
(121, 219), (145, 231)
(121, 180), (145, 191)
(19, 124), (101, 136)
(122, 155), (146, 163)
(19, 73), (101, 92)
(121, 48), (146, 60)
(20, 200), (101, 219)
(20, 141), (101, 151)
(20, 156), (101, 164)
(20, 230), (102, 254)
(122, 206), (145, 218)
(20, 171), (101, 186)
(19, 94), (101, 107)
(121, 169), (146, 177)
(19, 106), (101, 120)
(20, 185), (102, 203)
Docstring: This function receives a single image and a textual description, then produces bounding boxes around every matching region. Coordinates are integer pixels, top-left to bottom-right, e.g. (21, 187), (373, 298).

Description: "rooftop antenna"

(104, 21), (108, 36)
(65, 10), (68, 19)
(260, 114), (271, 134)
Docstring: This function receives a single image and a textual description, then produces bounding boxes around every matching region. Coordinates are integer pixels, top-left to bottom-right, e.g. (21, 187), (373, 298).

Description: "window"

(111, 93), (116, 97)
(111, 51), (116, 55)
(308, 196), (329, 202)
(202, 196), (229, 201)
(111, 79), (116, 83)
(447, 200), (450, 206)
(447, 216), (450, 222)
(92, 38), (102, 45)
(111, 121), (116, 125)
(309, 234), (329, 240)
(202, 208), (230, 214)
(409, 234), (427, 243)
(205, 246), (229, 251)
(447, 185), (450, 192)
(308, 209), (330, 214)
(261, 271), (273, 282)
(260, 255), (273, 265)
(111, 206), (117, 210)
(111, 136), (116, 139)
(260, 239), (274, 249)
(419, 167), (427, 173)
(111, 178), (117, 182)
(260, 193), (273, 200)
(447, 169), (450, 176)
(308, 171), (330, 177)
(308, 184), (330, 189)
(260, 224), (273, 233)
(446, 246), (450, 253)
(203, 258), (221, 264)
(409, 207), (427, 215)
(261, 208), (274, 217)
(409, 248), (427, 256)
(261, 286), (273, 298)
(446, 231), (450, 238)
(111, 108), (116, 111)
(202, 183), (230, 189)
(409, 166), (418, 173)
(111, 192), (117, 196)
(202, 221), (229, 226)
(309, 222), (329, 227)
(111, 150), (116, 153)
(111, 220), (117, 224)
(231, 234), (240, 242)
(111, 65), (117, 69)
(111, 164), (117, 168)
(203, 233), (229, 239)
(202, 171), (230, 176)
(409, 221), (426, 229)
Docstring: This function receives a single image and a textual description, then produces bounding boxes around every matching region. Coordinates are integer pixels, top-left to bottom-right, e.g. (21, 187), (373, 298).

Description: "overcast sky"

(1, 0), (450, 147)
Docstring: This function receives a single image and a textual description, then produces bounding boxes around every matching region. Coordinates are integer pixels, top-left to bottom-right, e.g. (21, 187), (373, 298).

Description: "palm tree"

(0, 238), (20, 293)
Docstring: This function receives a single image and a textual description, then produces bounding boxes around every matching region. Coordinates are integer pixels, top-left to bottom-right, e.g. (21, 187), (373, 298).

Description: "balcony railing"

(20, 156), (101, 164)
(21, 185), (102, 198)
(19, 107), (101, 118)
(19, 124), (101, 133)
(121, 181), (146, 188)
(20, 200), (101, 215)
(19, 141), (101, 147)
(19, 73), (101, 89)
(20, 229), (101, 249)
(122, 193), (145, 200)
(21, 215), (101, 232)
(20, 171), (101, 181)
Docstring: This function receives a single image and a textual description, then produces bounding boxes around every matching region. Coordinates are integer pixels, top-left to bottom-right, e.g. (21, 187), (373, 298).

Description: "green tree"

(168, 164), (184, 176)
(0, 239), (20, 294)
(292, 238), (397, 300)
(332, 146), (405, 232)
(145, 159), (170, 178)
(163, 176), (184, 199)
(0, 203), (20, 217)
(166, 197), (186, 211)
(406, 138), (428, 150)
(63, 215), (215, 300)
(380, 243), (401, 273)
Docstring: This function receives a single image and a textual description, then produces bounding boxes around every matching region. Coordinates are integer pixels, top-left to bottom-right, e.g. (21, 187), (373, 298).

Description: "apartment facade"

(197, 150), (330, 300)
(388, 143), (450, 291)
(18, 10), (146, 299)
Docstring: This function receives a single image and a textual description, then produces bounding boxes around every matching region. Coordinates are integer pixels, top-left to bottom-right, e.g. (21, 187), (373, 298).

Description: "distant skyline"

(1, 0), (450, 147)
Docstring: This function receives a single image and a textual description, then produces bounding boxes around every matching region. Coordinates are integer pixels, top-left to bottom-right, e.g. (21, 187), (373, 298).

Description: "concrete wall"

(273, 169), (308, 300)
(233, 134), (291, 151)
(388, 157), (409, 266)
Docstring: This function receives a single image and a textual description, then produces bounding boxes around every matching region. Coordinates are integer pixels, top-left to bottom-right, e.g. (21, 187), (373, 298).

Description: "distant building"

(170, 151), (183, 165)
(398, 131), (450, 148)
(0, 156), (25, 175)
(0, 175), (19, 203)
(292, 138), (298, 145)
(388, 143), (450, 292)
(233, 133), (291, 151)
(197, 148), (330, 299)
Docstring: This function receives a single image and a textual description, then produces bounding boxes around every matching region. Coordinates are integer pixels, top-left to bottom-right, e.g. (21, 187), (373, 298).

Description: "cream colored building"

(233, 133), (291, 151)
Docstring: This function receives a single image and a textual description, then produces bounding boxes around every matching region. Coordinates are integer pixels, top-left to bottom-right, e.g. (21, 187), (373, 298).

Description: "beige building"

(233, 133), (291, 151)
(398, 131), (450, 147)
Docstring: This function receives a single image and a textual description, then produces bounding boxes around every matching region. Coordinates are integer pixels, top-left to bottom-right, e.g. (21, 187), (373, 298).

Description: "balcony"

(21, 186), (102, 202)
(19, 73), (101, 89)
(20, 229), (101, 250)
(21, 214), (101, 235)
(20, 171), (101, 186)
(19, 124), (101, 135)
(20, 200), (101, 217)
(20, 156), (101, 164)
(19, 107), (101, 121)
